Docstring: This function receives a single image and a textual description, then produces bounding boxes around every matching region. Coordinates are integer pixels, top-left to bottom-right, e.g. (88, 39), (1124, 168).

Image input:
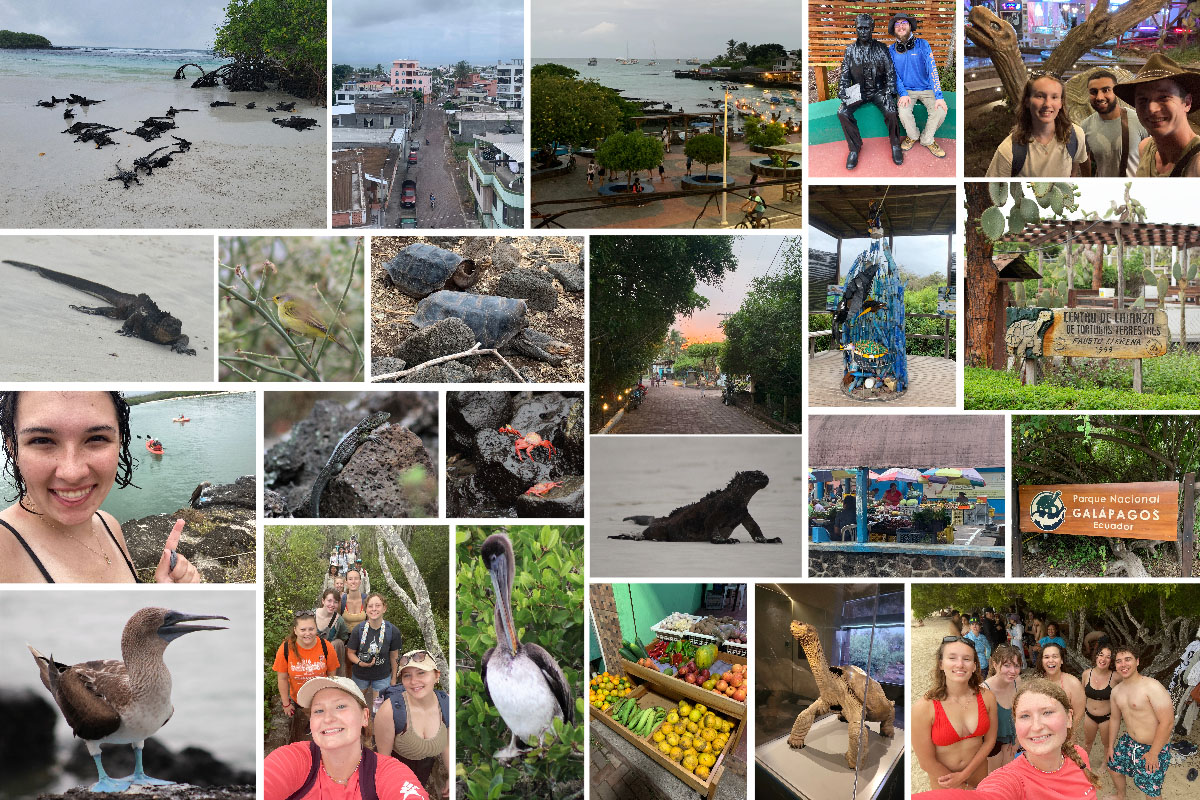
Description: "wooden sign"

(1044, 309), (1169, 359)
(1018, 482), (1178, 541)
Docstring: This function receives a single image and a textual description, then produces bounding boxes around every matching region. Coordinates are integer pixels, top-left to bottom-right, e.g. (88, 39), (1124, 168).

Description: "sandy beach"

(589, 436), (805, 577)
(910, 616), (1200, 798)
(0, 74), (324, 228)
(0, 235), (214, 380)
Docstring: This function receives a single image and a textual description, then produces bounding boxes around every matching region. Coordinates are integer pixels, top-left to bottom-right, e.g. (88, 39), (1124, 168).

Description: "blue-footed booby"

(28, 606), (228, 792)
(479, 532), (573, 762)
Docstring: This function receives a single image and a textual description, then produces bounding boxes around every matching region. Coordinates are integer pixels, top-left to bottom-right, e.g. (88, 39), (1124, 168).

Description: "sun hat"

(397, 650), (438, 673)
(889, 13), (918, 37)
(1113, 53), (1200, 106)
(296, 675), (367, 709)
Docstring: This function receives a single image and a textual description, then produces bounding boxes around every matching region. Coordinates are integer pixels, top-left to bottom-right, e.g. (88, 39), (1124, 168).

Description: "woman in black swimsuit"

(0, 391), (198, 583)
(1080, 643), (1120, 758)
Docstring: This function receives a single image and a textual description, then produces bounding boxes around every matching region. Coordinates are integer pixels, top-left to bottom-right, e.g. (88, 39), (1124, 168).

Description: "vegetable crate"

(651, 613), (703, 642)
(593, 662), (746, 800)
(721, 639), (747, 658)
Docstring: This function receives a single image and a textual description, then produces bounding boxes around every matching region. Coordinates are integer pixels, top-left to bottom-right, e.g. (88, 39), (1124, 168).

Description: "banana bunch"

(611, 696), (667, 738)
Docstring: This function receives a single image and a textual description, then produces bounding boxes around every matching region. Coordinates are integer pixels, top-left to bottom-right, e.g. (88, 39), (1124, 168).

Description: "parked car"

(408, 151), (418, 165)
(410, 140), (420, 152)
(400, 179), (416, 208)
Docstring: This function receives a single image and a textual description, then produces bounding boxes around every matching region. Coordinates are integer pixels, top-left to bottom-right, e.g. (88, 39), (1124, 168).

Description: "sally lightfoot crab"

(524, 481), (562, 496)
(498, 426), (556, 462)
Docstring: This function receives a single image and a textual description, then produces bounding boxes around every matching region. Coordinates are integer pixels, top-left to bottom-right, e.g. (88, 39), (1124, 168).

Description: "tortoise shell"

(412, 291), (528, 348)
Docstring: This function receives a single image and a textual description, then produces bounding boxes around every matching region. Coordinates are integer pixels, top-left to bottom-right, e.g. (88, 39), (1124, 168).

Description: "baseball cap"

(296, 675), (367, 709)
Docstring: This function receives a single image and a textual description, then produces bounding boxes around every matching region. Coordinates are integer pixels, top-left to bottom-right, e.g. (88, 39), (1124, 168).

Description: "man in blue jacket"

(888, 13), (947, 159)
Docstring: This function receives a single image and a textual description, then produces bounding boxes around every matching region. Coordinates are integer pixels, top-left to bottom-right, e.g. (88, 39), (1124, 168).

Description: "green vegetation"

(0, 30), (50, 48)
(672, 341), (723, 375)
(744, 117), (788, 148)
(711, 41), (789, 69)
(332, 63), (352, 87)
(212, 0), (326, 99)
(531, 69), (636, 156)
(682, 133), (726, 179)
(530, 63), (579, 80)
(967, 363), (1200, 409)
(721, 239), (803, 426)
(809, 280), (953, 360)
(590, 236), (738, 422)
(457, 526), (584, 800)
(595, 130), (664, 189)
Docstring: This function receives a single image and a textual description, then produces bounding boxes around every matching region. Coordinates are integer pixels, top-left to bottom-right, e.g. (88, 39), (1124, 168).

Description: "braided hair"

(1013, 678), (1102, 793)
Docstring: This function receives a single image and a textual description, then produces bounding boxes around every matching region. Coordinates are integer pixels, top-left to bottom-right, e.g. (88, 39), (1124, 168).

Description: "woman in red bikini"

(913, 636), (999, 789)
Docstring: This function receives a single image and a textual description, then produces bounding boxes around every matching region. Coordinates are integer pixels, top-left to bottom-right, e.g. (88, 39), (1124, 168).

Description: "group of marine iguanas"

(35, 82), (318, 189)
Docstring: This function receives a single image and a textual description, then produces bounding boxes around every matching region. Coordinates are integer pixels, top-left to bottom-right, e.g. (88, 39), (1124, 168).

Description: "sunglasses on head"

(397, 651), (430, 668)
(293, 609), (316, 620)
(1029, 70), (1064, 82)
(943, 636), (974, 646)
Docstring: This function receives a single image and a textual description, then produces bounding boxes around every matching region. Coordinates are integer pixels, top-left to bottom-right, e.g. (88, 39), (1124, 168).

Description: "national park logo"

(1029, 490), (1065, 532)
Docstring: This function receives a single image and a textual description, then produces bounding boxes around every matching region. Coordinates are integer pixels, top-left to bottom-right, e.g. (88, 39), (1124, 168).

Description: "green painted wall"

(612, 583), (705, 645)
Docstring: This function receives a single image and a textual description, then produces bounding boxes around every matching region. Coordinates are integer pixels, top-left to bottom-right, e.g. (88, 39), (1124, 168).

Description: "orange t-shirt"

(273, 639), (340, 699)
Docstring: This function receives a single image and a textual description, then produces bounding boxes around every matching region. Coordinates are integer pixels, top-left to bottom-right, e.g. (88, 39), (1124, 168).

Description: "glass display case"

(755, 583), (905, 800)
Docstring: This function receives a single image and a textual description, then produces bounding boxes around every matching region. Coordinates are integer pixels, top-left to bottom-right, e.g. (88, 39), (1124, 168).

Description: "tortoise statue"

(413, 291), (571, 365)
(383, 243), (480, 299)
(787, 620), (895, 768)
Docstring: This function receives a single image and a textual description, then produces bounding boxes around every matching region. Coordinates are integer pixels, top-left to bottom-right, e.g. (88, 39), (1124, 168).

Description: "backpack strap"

(359, 748), (378, 800)
(1067, 126), (1078, 159)
(436, 689), (450, 728)
(283, 741), (321, 800)
(1170, 138), (1200, 178)
(1119, 108), (1130, 177)
(1009, 139), (1027, 177)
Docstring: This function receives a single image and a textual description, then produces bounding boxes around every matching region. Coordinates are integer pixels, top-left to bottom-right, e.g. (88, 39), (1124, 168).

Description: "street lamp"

(721, 88), (730, 225)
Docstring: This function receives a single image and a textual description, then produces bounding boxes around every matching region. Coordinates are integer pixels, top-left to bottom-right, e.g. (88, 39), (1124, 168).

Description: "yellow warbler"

(271, 293), (350, 353)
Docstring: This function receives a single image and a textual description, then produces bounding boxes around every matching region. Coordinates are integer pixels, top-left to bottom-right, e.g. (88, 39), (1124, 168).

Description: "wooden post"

(1133, 359), (1143, 393)
(1116, 228), (1126, 308)
(814, 66), (829, 101)
(1184, 472), (1195, 579)
(944, 317), (951, 358)
(835, 237), (843, 283)
(1012, 474), (1023, 578)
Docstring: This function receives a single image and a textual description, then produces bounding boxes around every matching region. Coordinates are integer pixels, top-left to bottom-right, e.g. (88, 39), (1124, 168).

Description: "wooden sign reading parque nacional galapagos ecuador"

(1044, 309), (1168, 359)
(1018, 482), (1178, 541)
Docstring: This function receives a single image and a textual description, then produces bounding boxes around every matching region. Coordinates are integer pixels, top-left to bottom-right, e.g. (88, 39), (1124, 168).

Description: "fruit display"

(589, 672), (632, 712)
(610, 696), (668, 738)
(632, 638), (749, 704)
(653, 699), (738, 782)
(677, 659), (749, 704)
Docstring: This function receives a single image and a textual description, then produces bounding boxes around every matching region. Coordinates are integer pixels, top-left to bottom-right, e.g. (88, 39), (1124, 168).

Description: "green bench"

(809, 92), (956, 145)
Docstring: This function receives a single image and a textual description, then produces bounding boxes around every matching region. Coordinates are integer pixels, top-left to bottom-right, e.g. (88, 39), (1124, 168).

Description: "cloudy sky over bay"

(333, 0), (522, 67)
(0, 1), (226, 48)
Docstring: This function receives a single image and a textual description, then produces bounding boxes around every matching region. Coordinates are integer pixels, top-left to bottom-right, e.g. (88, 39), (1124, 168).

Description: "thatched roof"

(809, 185), (956, 239)
(809, 415), (1006, 468)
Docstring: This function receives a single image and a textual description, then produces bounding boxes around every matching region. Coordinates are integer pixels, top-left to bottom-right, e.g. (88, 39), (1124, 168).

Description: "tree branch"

(376, 527), (450, 691)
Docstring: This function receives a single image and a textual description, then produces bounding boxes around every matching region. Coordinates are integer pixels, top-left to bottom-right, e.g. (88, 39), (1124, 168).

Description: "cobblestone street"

(384, 106), (473, 228)
(610, 382), (776, 434)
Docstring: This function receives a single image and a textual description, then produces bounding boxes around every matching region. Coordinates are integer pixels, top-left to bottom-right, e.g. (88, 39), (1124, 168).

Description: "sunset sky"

(673, 237), (790, 344)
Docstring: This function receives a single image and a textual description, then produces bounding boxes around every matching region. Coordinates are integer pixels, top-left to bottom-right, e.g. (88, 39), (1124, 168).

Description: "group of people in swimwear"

(914, 610), (1178, 799)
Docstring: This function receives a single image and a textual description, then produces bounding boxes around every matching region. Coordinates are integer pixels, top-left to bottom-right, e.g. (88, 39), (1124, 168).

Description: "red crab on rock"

(524, 481), (563, 496)
(498, 425), (557, 462)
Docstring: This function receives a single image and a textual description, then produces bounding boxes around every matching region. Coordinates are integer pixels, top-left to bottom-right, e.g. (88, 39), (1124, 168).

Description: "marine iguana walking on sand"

(2, 260), (198, 355)
(610, 470), (781, 544)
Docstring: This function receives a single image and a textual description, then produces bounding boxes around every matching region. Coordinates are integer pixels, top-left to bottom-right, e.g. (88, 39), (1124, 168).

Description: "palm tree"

(726, 39), (737, 58)
(735, 42), (750, 60)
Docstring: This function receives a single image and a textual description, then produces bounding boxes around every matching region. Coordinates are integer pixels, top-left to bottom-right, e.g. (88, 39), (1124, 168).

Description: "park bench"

(808, 92), (957, 146)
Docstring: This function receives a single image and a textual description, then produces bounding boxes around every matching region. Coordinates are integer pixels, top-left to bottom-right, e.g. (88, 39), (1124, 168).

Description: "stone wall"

(809, 542), (1005, 578)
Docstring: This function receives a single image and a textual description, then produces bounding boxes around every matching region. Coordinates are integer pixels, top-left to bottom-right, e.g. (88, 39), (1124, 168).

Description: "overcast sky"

(533, 0), (798, 59)
(333, 0), (521, 67)
(0, 1), (226, 49)
(810, 231), (959, 278)
(993, 182), (1194, 224)
(675, 236), (796, 344)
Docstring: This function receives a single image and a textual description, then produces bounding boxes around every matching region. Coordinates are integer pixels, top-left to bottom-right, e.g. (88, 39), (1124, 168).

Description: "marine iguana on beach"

(610, 470), (781, 544)
(2, 260), (197, 355)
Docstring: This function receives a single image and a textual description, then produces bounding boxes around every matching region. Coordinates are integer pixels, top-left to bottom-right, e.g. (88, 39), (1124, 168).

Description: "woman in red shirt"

(274, 610), (341, 743)
(265, 676), (429, 800)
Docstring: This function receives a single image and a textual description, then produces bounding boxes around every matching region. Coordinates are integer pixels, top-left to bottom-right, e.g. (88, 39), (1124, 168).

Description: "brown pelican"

(28, 607), (228, 792)
(480, 532), (573, 761)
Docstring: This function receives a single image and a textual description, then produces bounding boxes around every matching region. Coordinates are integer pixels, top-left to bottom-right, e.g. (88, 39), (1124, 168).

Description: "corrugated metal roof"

(809, 415), (1006, 468)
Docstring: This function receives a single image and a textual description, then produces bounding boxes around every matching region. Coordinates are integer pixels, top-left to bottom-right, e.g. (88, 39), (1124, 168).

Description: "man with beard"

(837, 13), (904, 169)
(1115, 54), (1200, 177)
(1080, 70), (1148, 177)
(888, 13), (948, 159)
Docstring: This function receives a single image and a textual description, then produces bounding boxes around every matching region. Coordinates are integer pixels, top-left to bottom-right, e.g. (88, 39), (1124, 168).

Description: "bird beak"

(158, 611), (229, 643)
(487, 554), (518, 657)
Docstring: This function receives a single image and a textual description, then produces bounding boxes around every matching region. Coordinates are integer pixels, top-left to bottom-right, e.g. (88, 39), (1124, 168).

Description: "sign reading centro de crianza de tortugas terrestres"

(1018, 482), (1178, 541)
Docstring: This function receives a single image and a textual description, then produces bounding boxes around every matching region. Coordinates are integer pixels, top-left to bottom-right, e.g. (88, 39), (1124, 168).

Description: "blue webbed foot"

(131, 747), (176, 786)
(90, 754), (132, 793)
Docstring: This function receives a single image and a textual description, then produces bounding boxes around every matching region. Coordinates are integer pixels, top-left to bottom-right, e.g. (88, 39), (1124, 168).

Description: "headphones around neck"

(894, 36), (917, 53)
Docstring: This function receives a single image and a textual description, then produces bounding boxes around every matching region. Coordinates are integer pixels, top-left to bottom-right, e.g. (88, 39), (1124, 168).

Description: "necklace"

(38, 508), (112, 567)
(322, 750), (362, 785)
(1027, 753), (1065, 774)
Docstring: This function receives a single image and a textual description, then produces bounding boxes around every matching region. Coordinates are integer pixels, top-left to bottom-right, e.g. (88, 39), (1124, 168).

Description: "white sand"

(0, 235), (214, 380)
(0, 76), (324, 228)
(589, 436), (805, 577)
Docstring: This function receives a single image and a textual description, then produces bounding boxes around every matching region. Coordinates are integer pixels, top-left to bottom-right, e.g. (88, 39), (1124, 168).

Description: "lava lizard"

(307, 411), (391, 518)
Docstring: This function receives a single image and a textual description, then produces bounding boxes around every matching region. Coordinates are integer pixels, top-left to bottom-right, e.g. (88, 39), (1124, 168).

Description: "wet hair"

(988, 644), (1023, 677)
(0, 391), (136, 510)
(1092, 644), (1114, 667)
(1088, 69), (1118, 86)
(1036, 642), (1065, 677)
(1114, 642), (1141, 660)
(1013, 678), (1102, 792)
(924, 638), (983, 700)
(1012, 74), (1072, 146)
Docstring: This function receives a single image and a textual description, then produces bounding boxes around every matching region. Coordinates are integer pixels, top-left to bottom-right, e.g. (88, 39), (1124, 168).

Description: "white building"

(496, 58), (523, 110)
(466, 132), (524, 228)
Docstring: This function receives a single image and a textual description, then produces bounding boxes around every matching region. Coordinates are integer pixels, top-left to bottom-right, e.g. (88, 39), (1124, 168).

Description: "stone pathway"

(808, 351), (957, 407)
(609, 382), (776, 434)
(385, 106), (470, 228)
(532, 140), (801, 229)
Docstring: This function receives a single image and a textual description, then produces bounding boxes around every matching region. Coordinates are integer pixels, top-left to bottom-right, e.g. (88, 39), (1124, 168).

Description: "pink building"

(391, 59), (432, 96)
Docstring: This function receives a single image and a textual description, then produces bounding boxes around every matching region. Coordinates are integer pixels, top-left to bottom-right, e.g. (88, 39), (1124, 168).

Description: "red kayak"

(146, 440), (164, 454)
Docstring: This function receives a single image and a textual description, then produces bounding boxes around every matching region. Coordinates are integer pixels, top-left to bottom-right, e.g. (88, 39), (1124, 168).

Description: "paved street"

(609, 382), (776, 434)
(385, 105), (471, 228)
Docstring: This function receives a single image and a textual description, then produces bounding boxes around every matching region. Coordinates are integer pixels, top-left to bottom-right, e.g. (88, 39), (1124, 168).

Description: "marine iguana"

(2, 260), (197, 356)
(610, 470), (781, 544)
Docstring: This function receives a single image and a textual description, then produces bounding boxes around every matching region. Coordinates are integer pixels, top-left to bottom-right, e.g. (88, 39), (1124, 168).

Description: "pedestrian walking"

(686, 155), (693, 176)
(658, 164), (665, 181)
(587, 162), (595, 188)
